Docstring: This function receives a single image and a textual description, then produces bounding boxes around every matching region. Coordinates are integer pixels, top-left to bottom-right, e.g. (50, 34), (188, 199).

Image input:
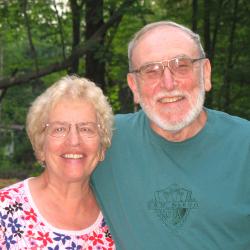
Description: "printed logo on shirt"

(147, 184), (198, 230)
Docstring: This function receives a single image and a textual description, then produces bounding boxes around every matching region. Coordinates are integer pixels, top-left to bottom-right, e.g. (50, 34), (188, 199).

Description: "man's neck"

(150, 109), (208, 142)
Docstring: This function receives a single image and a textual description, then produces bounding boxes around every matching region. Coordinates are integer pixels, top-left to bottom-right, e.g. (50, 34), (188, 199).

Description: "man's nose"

(159, 66), (176, 91)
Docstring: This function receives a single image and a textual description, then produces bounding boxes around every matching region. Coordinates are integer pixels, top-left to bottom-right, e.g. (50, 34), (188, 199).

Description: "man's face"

(127, 26), (211, 133)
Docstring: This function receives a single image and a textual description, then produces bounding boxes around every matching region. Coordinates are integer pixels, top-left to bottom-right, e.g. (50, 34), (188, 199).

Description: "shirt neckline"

(24, 177), (103, 235)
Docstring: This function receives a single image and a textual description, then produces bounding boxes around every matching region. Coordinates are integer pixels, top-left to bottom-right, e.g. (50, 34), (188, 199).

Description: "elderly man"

(92, 21), (250, 250)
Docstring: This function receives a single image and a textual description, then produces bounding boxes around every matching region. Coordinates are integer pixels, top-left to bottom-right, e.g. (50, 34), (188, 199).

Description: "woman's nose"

(65, 125), (81, 145)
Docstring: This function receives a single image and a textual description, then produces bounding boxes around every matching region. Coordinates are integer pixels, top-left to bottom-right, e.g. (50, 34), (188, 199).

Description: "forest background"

(0, 0), (250, 180)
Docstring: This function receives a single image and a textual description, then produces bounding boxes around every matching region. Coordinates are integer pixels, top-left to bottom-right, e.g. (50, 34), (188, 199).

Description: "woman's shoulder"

(0, 179), (25, 195)
(0, 179), (27, 208)
(84, 212), (115, 248)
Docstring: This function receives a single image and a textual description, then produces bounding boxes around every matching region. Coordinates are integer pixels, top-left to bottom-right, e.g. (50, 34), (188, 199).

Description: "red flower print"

(89, 231), (104, 245)
(80, 234), (89, 241)
(26, 230), (35, 237)
(101, 225), (109, 232)
(10, 187), (20, 193)
(37, 231), (52, 246)
(24, 208), (37, 222)
(0, 191), (11, 202)
(106, 237), (114, 247)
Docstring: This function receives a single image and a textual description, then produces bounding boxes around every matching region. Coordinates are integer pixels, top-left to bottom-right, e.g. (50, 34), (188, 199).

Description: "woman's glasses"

(45, 122), (100, 139)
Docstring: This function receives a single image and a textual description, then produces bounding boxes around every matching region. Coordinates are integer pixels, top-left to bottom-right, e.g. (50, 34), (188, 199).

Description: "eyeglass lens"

(138, 57), (200, 83)
(46, 122), (99, 138)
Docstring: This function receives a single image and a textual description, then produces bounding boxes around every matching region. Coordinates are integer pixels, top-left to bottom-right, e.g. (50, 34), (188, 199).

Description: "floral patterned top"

(0, 179), (115, 250)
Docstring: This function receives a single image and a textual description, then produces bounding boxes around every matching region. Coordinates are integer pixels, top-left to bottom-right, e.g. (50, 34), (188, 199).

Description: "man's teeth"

(160, 96), (182, 103)
(63, 154), (83, 159)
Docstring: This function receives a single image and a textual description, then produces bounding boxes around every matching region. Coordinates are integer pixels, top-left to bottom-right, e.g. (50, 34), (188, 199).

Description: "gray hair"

(26, 75), (113, 161)
(128, 21), (206, 71)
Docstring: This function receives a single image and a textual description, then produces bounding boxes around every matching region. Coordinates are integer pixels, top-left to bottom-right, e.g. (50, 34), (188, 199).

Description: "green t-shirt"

(92, 109), (250, 250)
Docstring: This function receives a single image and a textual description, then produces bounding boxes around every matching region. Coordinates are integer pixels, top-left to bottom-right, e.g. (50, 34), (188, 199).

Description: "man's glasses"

(130, 57), (205, 84)
(45, 122), (100, 139)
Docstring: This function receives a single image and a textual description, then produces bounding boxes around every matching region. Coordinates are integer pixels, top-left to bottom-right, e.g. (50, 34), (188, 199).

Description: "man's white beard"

(139, 72), (206, 133)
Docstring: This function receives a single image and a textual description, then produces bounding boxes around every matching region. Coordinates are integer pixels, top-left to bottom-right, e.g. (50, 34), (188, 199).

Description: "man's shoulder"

(207, 108), (250, 136)
(208, 108), (250, 124)
(115, 110), (145, 127)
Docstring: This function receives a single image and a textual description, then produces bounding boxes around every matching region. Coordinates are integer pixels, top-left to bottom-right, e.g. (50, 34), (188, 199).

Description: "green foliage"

(29, 161), (44, 177)
(0, 129), (34, 178)
(107, 84), (121, 112)
(0, 0), (250, 178)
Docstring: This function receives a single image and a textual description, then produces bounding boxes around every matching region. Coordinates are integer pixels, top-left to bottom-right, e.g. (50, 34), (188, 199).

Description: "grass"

(0, 178), (20, 189)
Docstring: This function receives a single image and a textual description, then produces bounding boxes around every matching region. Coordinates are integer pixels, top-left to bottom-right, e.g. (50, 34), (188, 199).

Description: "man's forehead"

(132, 26), (197, 62)
(137, 25), (193, 45)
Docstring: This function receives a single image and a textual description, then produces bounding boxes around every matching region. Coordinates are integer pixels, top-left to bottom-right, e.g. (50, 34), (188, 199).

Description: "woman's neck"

(28, 174), (100, 230)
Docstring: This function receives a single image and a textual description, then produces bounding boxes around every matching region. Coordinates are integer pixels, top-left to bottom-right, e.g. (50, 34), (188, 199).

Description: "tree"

(1, 0), (250, 177)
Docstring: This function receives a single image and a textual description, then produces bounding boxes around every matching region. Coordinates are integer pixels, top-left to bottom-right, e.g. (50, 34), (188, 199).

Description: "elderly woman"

(0, 75), (115, 249)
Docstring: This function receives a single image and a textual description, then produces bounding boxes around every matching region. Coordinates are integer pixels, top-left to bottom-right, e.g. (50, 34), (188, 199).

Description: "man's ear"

(127, 73), (140, 104)
(203, 59), (212, 92)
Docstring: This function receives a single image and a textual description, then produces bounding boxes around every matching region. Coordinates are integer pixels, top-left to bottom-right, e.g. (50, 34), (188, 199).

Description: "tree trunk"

(53, 0), (66, 60)
(192, 0), (198, 32)
(85, 0), (105, 90)
(210, 0), (224, 63)
(203, 0), (213, 107)
(69, 0), (84, 73)
(0, 0), (136, 90)
(20, 0), (39, 73)
(221, 0), (239, 112)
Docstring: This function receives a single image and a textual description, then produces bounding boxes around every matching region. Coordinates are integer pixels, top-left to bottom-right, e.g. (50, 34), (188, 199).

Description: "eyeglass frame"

(129, 56), (206, 80)
(44, 121), (101, 139)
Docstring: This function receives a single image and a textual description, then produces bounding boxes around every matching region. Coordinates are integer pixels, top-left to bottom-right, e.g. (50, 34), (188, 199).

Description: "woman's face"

(40, 97), (103, 183)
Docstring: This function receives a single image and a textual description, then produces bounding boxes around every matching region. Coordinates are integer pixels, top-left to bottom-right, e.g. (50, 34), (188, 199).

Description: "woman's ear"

(37, 151), (46, 167)
(98, 148), (106, 162)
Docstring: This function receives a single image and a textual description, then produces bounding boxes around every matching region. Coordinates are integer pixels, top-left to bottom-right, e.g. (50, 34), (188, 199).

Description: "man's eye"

(176, 59), (190, 68)
(177, 63), (189, 68)
(143, 64), (161, 74)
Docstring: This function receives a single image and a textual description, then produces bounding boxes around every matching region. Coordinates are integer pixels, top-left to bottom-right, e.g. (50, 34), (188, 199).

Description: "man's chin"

(149, 114), (187, 132)
(149, 108), (202, 132)
(158, 120), (189, 133)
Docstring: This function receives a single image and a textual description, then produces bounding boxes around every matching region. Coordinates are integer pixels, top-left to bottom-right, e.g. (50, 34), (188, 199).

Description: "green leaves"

(1, 0), (250, 177)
